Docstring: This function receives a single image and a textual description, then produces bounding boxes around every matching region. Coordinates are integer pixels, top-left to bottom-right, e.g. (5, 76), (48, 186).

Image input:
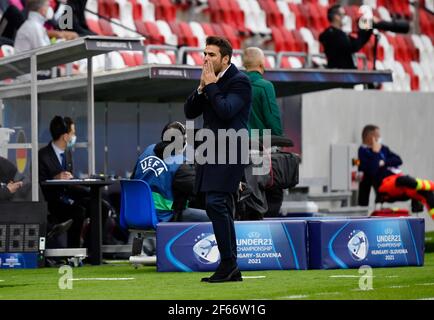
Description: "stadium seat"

(120, 179), (158, 231)
(236, 0), (271, 34)
(99, 18), (116, 36)
(0, 45), (15, 58)
(155, 20), (178, 46)
(135, 20), (165, 44)
(276, 0), (296, 30)
(133, 0), (156, 21)
(107, 51), (127, 69)
(150, 0), (177, 22)
(189, 21), (207, 48)
(120, 51), (138, 67)
(120, 179), (158, 263)
(258, 0), (284, 28)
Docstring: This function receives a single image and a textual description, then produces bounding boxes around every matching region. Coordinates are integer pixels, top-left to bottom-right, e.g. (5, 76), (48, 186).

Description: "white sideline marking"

(418, 297), (434, 300)
(388, 285), (409, 289)
(385, 276), (399, 278)
(71, 278), (135, 281)
(0, 280), (4, 282)
(330, 275), (374, 278)
(281, 295), (309, 299)
(416, 283), (434, 286)
(242, 276), (266, 279)
(315, 292), (341, 296)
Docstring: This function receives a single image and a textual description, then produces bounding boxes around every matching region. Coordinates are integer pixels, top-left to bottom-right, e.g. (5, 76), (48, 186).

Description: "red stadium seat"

(258, 0), (284, 28)
(150, 0), (176, 22)
(99, 18), (116, 36)
(169, 22), (198, 47)
(402, 61), (420, 90)
(86, 18), (104, 35)
(120, 52), (138, 67)
(135, 21), (165, 44)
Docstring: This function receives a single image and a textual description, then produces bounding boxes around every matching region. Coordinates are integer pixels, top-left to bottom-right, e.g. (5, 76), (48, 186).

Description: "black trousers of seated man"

(47, 201), (87, 248)
(205, 191), (237, 269)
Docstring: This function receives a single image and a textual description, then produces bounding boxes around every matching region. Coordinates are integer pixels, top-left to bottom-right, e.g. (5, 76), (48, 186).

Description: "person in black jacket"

(0, 1), (25, 45)
(319, 4), (373, 69)
(184, 36), (252, 283)
(38, 115), (88, 248)
(67, 0), (96, 36)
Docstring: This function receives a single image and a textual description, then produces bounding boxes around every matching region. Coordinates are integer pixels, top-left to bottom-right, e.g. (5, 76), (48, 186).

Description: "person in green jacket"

(242, 47), (283, 138)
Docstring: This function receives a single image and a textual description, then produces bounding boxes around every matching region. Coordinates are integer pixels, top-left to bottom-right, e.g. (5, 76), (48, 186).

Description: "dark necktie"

(60, 152), (66, 170)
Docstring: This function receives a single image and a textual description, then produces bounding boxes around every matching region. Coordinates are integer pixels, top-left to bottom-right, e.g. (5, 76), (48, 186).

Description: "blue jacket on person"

(184, 63), (252, 193)
(132, 144), (184, 222)
(358, 144), (403, 189)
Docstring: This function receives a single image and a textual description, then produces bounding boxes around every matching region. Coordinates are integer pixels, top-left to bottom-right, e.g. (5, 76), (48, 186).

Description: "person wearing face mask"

(14, 0), (52, 52)
(131, 121), (209, 224)
(38, 115), (88, 248)
(358, 124), (434, 219)
(319, 4), (373, 69)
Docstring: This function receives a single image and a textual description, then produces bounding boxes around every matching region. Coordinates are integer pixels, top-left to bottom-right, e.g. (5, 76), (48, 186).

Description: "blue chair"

(120, 179), (158, 230)
(120, 179), (158, 266)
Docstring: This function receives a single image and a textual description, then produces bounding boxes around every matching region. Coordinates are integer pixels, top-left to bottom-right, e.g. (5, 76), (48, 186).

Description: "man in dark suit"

(184, 36), (252, 283)
(39, 115), (86, 248)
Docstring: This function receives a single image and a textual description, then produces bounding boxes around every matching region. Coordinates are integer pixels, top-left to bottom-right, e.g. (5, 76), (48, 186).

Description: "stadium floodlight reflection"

(0, 36), (145, 201)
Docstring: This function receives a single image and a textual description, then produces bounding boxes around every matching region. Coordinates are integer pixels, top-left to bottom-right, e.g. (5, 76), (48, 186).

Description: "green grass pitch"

(1, 232), (434, 300)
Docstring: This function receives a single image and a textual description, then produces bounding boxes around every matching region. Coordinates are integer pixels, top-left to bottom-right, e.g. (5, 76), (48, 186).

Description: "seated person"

(358, 124), (434, 219)
(39, 115), (89, 248)
(0, 155), (23, 200)
(131, 121), (209, 222)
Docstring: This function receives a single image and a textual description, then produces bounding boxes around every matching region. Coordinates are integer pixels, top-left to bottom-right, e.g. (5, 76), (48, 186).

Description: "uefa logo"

(348, 230), (369, 261)
(193, 233), (220, 264)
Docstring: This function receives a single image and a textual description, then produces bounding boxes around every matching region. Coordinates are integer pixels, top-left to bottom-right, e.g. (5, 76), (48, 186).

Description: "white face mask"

(45, 6), (54, 20)
(67, 135), (77, 148)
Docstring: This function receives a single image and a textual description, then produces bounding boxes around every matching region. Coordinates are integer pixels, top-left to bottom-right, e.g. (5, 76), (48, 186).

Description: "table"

(40, 179), (116, 265)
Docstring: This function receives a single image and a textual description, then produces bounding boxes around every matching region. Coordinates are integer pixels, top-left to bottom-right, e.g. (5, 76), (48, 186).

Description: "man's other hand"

(54, 171), (73, 180)
(7, 181), (23, 194)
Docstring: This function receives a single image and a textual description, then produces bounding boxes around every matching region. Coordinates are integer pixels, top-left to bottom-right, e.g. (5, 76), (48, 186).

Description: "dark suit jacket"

(0, 156), (17, 201)
(184, 63), (252, 193)
(0, 156), (17, 183)
(38, 142), (74, 203)
(319, 26), (372, 69)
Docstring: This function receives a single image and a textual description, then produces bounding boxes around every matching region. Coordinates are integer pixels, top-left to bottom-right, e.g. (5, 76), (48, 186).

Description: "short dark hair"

(161, 121), (185, 141)
(327, 4), (342, 22)
(50, 115), (74, 141)
(362, 124), (379, 141)
(206, 36), (233, 63)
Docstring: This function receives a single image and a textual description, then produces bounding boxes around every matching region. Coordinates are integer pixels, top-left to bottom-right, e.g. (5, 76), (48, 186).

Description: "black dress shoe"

(201, 267), (243, 283)
(47, 219), (73, 240)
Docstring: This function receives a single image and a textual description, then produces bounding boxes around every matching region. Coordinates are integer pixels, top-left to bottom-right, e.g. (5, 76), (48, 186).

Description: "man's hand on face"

(371, 136), (382, 153)
(54, 171), (73, 180)
(202, 60), (218, 86)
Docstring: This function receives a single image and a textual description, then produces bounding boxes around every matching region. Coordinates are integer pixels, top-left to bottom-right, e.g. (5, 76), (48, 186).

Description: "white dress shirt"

(51, 142), (65, 168)
(14, 11), (50, 52)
